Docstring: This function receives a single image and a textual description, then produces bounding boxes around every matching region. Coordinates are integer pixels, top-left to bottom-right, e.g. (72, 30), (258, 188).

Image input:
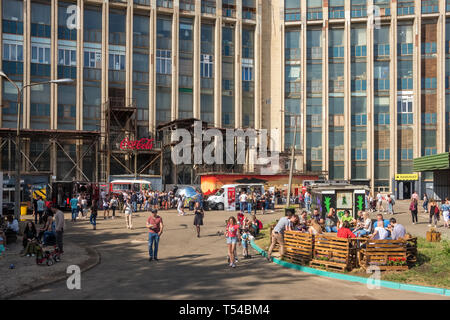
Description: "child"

(241, 228), (252, 259)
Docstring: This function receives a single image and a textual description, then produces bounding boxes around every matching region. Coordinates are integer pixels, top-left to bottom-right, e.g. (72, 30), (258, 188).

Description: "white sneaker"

(26, 254), (30, 257)
(428, 224), (432, 227)
(31, 254), (35, 257)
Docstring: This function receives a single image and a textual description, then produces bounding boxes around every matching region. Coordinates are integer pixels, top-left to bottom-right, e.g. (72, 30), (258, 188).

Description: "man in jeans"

(267, 212), (296, 262)
(70, 195), (79, 222)
(52, 207), (65, 253)
(146, 209), (164, 261)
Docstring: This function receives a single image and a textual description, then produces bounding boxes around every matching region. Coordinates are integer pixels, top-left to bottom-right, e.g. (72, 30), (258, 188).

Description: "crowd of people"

(266, 208), (409, 262)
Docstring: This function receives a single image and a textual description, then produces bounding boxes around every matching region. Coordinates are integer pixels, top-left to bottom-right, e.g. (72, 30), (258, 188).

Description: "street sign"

(395, 174), (418, 181)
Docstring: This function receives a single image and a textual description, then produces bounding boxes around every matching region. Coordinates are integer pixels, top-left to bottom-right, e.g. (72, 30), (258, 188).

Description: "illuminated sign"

(120, 138), (154, 150)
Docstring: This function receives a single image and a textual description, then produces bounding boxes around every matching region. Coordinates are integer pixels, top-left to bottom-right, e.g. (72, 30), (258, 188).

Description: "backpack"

(409, 202), (416, 211)
(434, 206), (440, 215)
(257, 220), (263, 230)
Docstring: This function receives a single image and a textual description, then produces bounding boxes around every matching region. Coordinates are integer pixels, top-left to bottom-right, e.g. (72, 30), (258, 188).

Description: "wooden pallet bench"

(405, 237), (418, 265)
(310, 234), (357, 272)
(358, 239), (408, 271)
(283, 231), (314, 265)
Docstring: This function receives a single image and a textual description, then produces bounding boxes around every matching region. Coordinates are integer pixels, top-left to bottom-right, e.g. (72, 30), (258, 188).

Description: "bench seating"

(358, 239), (408, 271)
(310, 234), (357, 272)
(283, 231), (314, 265)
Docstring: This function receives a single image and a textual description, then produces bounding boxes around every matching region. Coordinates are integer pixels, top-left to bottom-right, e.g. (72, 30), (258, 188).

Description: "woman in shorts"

(442, 198), (450, 229)
(226, 216), (240, 268)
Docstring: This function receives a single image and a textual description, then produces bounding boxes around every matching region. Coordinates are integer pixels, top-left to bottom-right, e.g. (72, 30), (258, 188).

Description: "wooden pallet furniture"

(283, 231), (314, 265)
(358, 239), (408, 271)
(310, 234), (357, 272)
(405, 237), (418, 264)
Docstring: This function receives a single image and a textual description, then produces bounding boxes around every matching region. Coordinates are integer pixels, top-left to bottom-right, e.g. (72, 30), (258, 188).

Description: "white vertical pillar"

(367, 0), (375, 191)
(126, 0), (134, 106)
(390, 2), (398, 192)
(344, 0), (351, 180)
(193, 0), (201, 119)
(301, 0), (307, 171)
(51, 0), (58, 130)
(322, 12), (329, 176)
(235, 0), (242, 128)
(254, 0), (262, 130)
(172, 0), (180, 120)
(23, 0), (31, 129)
(77, 0), (84, 131)
(149, 0), (157, 135)
(413, 1), (421, 159)
(214, 0), (222, 128)
(438, 0), (446, 153)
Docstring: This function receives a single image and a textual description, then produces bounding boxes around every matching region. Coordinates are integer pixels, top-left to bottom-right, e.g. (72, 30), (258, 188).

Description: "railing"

(285, 9), (301, 21)
(134, 0), (150, 5)
(201, 78), (214, 89)
(223, 7), (236, 18)
(179, 75), (193, 88)
(351, 4), (367, 17)
(285, 82), (301, 95)
(307, 80), (322, 93)
(83, 68), (101, 81)
(156, 74), (171, 87)
(285, 48), (301, 60)
(108, 70), (126, 83)
(242, 8), (256, 20)
(329, 80), (344, 92)
(242, 81), (254, 93)
(307, 47), (322, 59)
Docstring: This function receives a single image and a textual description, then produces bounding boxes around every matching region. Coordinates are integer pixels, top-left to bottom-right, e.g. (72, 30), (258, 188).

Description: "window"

(3, 42), (23, 61)
(422, 78), (437, 90)
(374, 44), (390, 57)
(424, 147), (437, 156)
(375, 113), (390, 125)
(398, 78), (413, 90)
(422, 42), (437, 55)
(108, 53), (125, 70)
(399, 43), (413, 55)
(329, 46), (344, 58)
(352, 148), (367, 161)
(401, 148), (413, 160)
(31, 44), (50, 64)
(84, 50), (102, 68)
(351, 45), (367, 57)
(156, 50), (172, 74)
(352, 114), (367, 126)
(422, 113), (437, 125)
(58, 49), (76, 66)
(375, 149), (390, 160)
(200, 54), (213, 78)
(352, 79), (367, 91)
(242, 59), (254, 81)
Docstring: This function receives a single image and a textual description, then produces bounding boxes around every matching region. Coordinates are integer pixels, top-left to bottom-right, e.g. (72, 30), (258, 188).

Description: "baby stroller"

(36, 243), (62, 266)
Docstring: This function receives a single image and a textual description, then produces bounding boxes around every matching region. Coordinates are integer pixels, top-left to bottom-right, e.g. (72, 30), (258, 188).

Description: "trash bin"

(20, 203), (28, 221)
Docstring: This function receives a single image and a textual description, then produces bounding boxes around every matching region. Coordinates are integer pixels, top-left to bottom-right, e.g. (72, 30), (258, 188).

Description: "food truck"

(207, 184), (265, 211)
(309, 182), (369, 219)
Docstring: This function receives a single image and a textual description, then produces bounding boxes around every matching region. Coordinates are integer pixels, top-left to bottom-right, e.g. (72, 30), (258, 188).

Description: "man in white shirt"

(376, 192), (384, 212)
(239, 192), (247, 213)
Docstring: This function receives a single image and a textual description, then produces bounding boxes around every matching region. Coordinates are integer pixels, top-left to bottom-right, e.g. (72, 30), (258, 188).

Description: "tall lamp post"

(281, 109), (302, 208)
(0, 71), (73, 220)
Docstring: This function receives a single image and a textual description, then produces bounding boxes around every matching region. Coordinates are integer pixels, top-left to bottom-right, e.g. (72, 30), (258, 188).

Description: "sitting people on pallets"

(312, 209), (324, 225)
(352, 211), (372, 237)
(387, 218), (406, 240)
(337, 221), (356, 239)
(338, 210), (353, 229)
(370, 214), (389, 240)
(4, 215), (19, 244)
(308, 218), (323, 236)
(266, 212), (297, 262)
(22, 221), (39, 257)
(325, 208), (339, 233)
(293, 212), (308, 232)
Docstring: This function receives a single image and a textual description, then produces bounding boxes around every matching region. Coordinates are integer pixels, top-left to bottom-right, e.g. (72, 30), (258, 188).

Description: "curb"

(250, 240), (450, 297)
(2, 245), (101, 300)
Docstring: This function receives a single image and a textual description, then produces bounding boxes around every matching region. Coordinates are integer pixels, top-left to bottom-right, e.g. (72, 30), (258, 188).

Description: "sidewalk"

(1, 213), (100, 299)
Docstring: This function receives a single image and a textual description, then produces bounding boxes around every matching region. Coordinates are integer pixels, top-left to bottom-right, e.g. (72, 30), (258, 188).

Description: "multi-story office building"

(1, 0), (450, 199)
(264, 0), (450, 199)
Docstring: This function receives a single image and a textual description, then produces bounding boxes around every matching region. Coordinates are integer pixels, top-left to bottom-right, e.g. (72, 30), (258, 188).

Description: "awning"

(413, 152), (450, 172)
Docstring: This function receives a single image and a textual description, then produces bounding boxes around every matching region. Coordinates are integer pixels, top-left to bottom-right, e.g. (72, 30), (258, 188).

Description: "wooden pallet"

(310, 260), (348, 272)
(406, 237), (418, 264)
(283, 231), (314, 265)
(310, 234), (356, 272)
(359, 239), (408, 271)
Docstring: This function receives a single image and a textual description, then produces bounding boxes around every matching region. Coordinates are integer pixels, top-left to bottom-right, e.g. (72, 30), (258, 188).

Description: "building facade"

(263, 0), (450, 198)
(1, 0), (450, 197)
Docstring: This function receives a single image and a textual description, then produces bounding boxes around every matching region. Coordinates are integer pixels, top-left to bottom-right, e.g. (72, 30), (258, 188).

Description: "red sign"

(120, 138), (154, 150)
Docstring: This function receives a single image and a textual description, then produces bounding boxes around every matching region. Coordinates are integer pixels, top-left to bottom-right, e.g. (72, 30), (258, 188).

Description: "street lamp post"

(0, 71), (73, 220)
(281, 109), (301, 208)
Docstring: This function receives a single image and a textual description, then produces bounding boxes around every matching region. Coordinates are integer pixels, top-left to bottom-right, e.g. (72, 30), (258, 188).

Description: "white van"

(207, 184), (265, 211)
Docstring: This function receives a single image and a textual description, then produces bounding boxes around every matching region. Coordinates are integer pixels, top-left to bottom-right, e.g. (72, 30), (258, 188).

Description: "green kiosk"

(413, 152), (450, 202)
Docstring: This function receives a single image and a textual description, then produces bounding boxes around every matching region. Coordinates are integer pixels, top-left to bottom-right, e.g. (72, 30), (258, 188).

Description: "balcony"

(242, 8), (256, 20)
(329, 6), (345, 19)
(329, 80), (344, 92)
(307, 80), (322, 93)
(397, 1), (414, 15)
(351, 5), (367, 18)
(134, 0), (150, 5)
(223, 4), (236, 18)
(156, 74), (171, 87)
(285, 9), (301, 21)
(285, 48), (301, 60)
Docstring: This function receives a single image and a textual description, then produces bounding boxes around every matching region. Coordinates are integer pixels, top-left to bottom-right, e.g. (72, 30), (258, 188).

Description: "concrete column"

(279, 0), (285, 151)
(23, 0), (31, 129)
(214, 1), (222, 128)
(413, 0), (421, 193)
(0, 0), (2, 125)
(301, 0), (307, 171)
(343, 0), (351, 180)
(322, 7), (329, 177)
(149, 0), (157, 135)
(172, 0), (180, 120)
(193, 0), (201, 119)
(102, 0), (110, 182)
(51, 0), (58, 130)
(254, 0), (262, 130)
(437, 0), (446, 153)
(366, 0), (375, 191)
(126, 0), (134, 105)
(77, 0), (84, 131)
(235, 0), (242, 128)
(390, 2), (398, 192)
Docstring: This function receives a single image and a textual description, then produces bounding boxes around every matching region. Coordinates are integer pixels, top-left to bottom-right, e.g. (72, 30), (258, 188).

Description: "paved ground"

(13, 201), (449, 300)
